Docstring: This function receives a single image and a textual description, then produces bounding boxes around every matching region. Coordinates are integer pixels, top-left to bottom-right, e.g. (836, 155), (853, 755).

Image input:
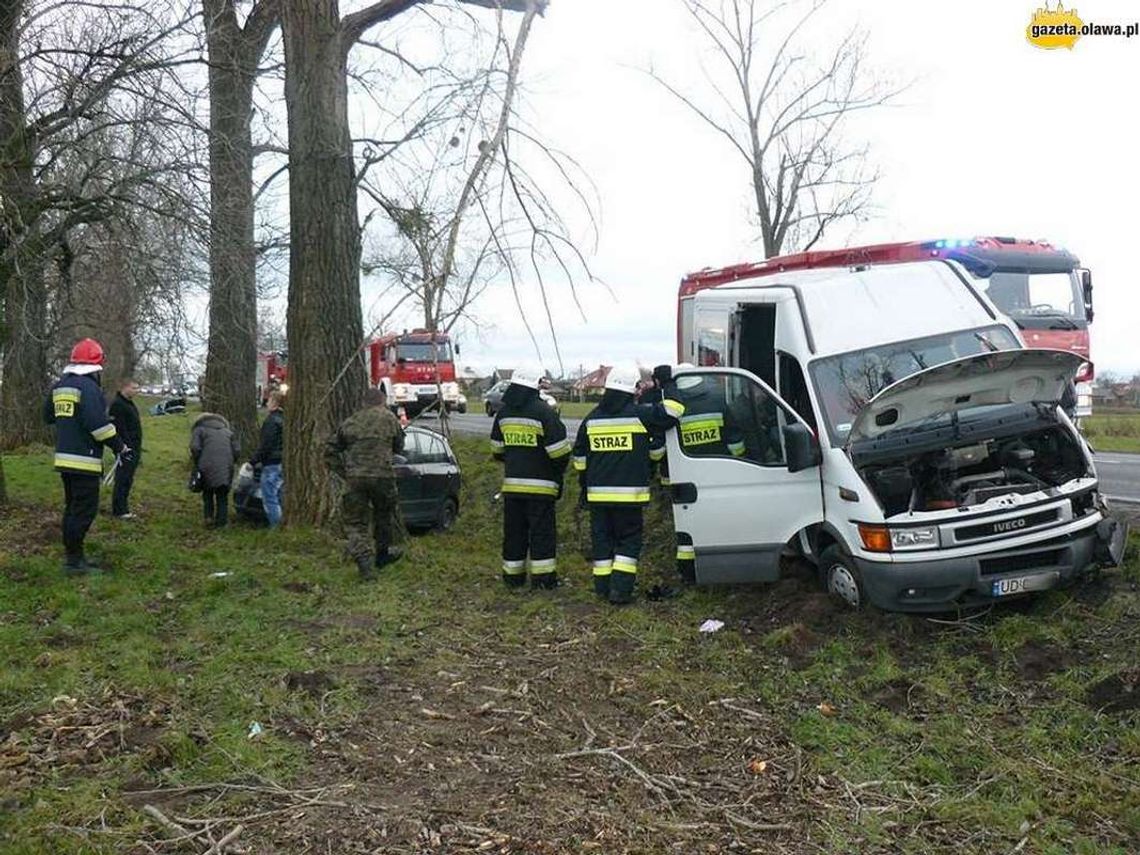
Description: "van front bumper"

(854, 516), (1128, 612)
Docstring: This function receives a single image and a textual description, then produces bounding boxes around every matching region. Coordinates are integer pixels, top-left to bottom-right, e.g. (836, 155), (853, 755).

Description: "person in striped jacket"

(490, 369), (571, 589)
(572, 364), (684, 605)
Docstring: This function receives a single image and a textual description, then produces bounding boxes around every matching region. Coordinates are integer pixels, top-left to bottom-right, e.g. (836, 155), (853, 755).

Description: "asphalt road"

(438, 412), (1140, 505)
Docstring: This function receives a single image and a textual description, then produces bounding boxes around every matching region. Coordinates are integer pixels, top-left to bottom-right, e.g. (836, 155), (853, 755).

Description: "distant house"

(571, 365), (611, 400)
(1092, 381), (1139, 409)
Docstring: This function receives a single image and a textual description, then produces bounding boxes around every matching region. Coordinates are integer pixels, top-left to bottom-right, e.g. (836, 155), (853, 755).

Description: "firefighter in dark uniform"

(667, 370), (747, 585)
(325, 387), (406, 581)
(490, 368), (570, 589)
(572, 364), (684, 605)
(43, 339), (131, 575)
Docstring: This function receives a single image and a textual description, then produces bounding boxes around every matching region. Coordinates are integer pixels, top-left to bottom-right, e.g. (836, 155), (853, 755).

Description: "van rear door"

(666, 367), (824, 584)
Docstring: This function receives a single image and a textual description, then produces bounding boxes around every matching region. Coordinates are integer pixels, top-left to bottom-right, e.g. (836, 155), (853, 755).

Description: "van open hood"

(847, 349), (1084, 444)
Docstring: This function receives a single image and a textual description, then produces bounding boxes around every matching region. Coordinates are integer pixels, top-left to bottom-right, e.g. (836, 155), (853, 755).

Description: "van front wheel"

(820, 546), (864, 609)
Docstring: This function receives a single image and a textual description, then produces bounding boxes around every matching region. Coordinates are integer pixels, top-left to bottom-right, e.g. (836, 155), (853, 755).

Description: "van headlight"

(890, 526), (940, 550)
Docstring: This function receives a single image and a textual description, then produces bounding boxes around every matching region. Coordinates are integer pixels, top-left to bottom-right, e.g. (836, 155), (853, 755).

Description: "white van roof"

(714, 260), (1010, 358)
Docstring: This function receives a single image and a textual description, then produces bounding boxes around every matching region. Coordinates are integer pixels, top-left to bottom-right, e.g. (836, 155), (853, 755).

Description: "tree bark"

(281, 0), (368, 524)
(201, 0), (276, 455)
(0, 0), (51, 451)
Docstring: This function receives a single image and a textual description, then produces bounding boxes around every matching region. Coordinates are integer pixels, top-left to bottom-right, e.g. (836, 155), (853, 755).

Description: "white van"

(668, 259), (1127, 611)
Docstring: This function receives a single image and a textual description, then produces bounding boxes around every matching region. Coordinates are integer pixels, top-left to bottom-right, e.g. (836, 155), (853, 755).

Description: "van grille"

(955, 509), (1059, 542)
(979, 549), (1065, 577)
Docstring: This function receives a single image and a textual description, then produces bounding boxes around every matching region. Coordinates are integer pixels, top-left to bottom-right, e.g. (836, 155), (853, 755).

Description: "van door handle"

(671, 482), (698, 504)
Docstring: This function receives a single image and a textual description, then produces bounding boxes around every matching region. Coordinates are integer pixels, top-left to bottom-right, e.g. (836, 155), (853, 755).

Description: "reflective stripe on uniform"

(663, 398), (685, 418)
(572, 455), (587, 471)
(545, 437), (572, 459)
(660, 477), (671, 486)
(728, 440), (746, 457)
(490, 439), (504, 451)
(499, 417), (544, 430)
(613, 555), (638, 575)
(529, 557), (556, 575)
(53, 387), (81, 403)
(54, 452), (102, 473)
(91, 423), (117, 442)
(676, 545), (696, 560)
(586, 418), (648, 435)
(502, 559), (527, 576)
(587, 486), (650, 503)
(592, 559), (613, 577)
(502, 477), (559, 496)
(648, 446), (666, 462)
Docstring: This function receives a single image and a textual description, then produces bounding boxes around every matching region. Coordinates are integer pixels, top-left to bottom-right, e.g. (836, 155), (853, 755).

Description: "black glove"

(652, 364), (672, 386)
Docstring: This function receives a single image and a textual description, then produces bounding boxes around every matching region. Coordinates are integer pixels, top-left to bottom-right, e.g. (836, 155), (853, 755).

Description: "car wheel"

(819, 545), (865, 609)
(457, 402), (467, 414)
(437, 497), (459, 532)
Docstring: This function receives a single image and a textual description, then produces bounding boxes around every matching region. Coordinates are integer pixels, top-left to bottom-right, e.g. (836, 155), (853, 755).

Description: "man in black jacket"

(43, 339), (131, 574)
(251, 391), (285, 527)
(108, 378), (142, 519)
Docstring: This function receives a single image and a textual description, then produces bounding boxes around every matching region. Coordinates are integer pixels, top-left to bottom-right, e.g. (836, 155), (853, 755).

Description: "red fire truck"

(366, 329), (463, 415)
(256, 350), (288, 406)
(677, 236), (1095, 418)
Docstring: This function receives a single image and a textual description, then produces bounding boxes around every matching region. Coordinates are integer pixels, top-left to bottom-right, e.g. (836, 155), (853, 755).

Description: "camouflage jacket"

(325, 406), (405, 479)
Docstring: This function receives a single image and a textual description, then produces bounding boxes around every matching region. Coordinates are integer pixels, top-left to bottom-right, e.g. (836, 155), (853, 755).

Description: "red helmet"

(70, 338), (105, 366)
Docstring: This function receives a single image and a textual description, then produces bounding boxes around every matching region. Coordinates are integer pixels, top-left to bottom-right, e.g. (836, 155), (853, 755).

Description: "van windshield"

(809, 325), (1020, 444)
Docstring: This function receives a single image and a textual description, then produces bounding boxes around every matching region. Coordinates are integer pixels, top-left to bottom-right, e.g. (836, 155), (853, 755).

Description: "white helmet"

(510, 368), (542, 390)
(674, 362), (702, 391)
(605, 363), (641, 395)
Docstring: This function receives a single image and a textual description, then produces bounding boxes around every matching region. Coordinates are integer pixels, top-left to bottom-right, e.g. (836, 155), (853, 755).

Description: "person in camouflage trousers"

(325, 387), (406, 581)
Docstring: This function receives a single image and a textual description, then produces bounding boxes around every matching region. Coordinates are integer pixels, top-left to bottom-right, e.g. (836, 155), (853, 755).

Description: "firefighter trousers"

(502, 495), (557, 587)
(589, 505), (644, 597)
(61, 473), (100, 565)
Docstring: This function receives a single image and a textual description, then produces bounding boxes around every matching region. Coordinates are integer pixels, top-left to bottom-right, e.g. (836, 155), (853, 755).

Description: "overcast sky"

(227, 0), (1138, 382)
(357, 0), (1138, 379)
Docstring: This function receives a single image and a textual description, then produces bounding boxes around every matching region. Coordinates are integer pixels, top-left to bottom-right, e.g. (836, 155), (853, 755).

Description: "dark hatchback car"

(234, 426), (461, 531)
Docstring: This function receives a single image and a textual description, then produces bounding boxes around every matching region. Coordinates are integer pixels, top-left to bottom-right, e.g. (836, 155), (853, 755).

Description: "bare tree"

(200, 0), (280, 453)
(654, 0), (900, 258)
(280, 0), (543, 524)
(0, 0), (195, 451)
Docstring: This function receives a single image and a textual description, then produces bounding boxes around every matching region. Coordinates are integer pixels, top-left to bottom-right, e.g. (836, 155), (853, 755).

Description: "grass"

(1084, 411), (1140, 454)
(1, 403), (1138, 853)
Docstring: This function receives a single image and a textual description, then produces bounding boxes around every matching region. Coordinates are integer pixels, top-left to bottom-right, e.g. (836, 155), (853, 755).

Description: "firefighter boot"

(609, 571), (636, 606)
(502, 572), (527, 589)
(594, 575), (611, 598)
(531, 572), (560, 591)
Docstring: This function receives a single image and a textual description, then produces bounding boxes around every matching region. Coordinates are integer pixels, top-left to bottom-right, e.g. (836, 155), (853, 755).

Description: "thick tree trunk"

(0, 0), (50, 451)
(281, 0), (368, 524)
(202, 0), (260, 454)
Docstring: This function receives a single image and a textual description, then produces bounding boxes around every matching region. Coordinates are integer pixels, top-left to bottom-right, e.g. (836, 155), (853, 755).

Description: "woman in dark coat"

(190, 413), (240, 527)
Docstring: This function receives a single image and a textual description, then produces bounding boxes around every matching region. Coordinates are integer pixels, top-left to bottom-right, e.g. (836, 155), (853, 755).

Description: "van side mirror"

(1080, 268), (1093, 322)
(783, 422), (821, 473)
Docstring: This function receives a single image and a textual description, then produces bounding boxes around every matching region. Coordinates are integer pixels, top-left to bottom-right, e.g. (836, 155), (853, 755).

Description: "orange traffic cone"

(398, 406), (408, 428)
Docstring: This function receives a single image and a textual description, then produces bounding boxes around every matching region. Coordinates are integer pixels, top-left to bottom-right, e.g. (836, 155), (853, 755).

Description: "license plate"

(991, 572), (1058, 597)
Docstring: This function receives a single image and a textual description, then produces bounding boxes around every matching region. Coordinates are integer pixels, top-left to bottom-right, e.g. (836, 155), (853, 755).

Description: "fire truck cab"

(368, 330), (462, 416)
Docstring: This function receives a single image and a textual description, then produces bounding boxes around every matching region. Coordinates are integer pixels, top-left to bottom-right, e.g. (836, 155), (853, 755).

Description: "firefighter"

(43, 339), (131, 574)
(673, 371), (746, 459)
(325, 387), (406, 581)
(490, 368), (570, 589)
(572, 364), (684, 605)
